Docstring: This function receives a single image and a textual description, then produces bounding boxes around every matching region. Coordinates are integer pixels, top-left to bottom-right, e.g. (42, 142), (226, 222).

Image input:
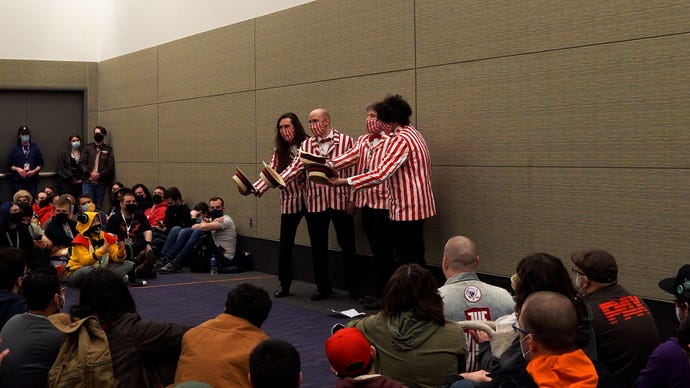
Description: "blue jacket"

(8, 142), (44, 183)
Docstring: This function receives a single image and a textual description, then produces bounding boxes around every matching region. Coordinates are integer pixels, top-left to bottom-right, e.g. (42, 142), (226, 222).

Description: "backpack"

(48, 313), (117, 388)
(187, 233), (217, 273)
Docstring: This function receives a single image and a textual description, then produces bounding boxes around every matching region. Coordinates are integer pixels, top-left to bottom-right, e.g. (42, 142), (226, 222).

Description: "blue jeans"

(161, 226), (205, 265)
(82, 182), (107, 210)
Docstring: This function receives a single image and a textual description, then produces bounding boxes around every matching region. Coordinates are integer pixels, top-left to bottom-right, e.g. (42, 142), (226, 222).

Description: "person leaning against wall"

(79, 126), (115, 210)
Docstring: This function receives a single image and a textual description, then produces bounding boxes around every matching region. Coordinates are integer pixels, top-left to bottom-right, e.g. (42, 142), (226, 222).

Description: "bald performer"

(439, 236), (514, 371)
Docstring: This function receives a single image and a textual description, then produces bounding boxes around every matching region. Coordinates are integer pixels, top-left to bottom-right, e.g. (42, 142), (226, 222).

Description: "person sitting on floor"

(326, 326), (408, 387)
(0, 247), (28, 330)
(44, 195), (78, 271)
(249, 339), (302, 388)
(174, 283), (272, 387)
(64, 210), (133, 287)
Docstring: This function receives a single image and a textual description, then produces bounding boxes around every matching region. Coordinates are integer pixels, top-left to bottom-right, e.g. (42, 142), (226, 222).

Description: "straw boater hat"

(305, 163), (336, 184)
(300, 150), (327, 165)
(232, 167), (255, 195)
(260, 161), (286, 188)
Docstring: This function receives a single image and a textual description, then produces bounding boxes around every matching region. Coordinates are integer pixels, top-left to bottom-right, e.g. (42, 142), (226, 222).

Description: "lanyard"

(5, 231), (19, 248)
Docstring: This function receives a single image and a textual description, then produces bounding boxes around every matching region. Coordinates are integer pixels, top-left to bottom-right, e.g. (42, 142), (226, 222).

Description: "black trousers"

(305, 208), (357, 293)
(391, 219), (426, 266)
(277, 210), (305, 290)
(361, 206), (394, 297)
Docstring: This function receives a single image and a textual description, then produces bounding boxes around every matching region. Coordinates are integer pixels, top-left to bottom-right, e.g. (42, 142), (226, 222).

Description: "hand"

(0, 338), (8, 364)
(460, 370), (492, 383)
(17, 169), (27, 178)
(26, 170), (36, 178)
(116, 240), (125, 253)
(327, 177), (348, 187)
(469, 329), (490, 344)
(145, 244), (153, 252)
(345, 201), (357, 215)
(90, 172), (100, 181)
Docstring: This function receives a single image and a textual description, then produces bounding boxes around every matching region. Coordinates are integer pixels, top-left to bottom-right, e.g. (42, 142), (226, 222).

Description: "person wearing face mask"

(132, 183), (153, 211)
(56, 133), (84, 197)
(633, 265), (690, 387)
(31, 190), (55, 227)
(78, 125), (115, 210)
(159, 197), (236, 274)
(44, 195), (78, 269)
(0, 202), (35, 263)
(105, 191), (156, 280)
(571, 249), (659, 387)
(0, 267), (64, 387)
(8, 126), (44, 197)
(145, 186), (167, 228)
(65, 210), (132, 287)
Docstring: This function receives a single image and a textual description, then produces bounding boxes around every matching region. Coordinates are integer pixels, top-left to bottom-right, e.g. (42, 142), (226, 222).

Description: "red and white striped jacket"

(331, 132), (390, 210)
(254, 146), (305, 214)
(280, 129), (354, 213)
(349, 125), (436, 221)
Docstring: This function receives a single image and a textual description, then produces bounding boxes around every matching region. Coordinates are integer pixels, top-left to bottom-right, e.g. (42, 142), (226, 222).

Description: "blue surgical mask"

(80, 204), (90, 212)
(71, 141), (81, 148)
(21, 135), (30, 143)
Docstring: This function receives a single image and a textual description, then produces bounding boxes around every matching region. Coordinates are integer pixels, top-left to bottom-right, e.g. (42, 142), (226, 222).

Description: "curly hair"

(225, 283), (272, 328)
(381, 264), (445, 325)
(70, 268), (137, 324)
(373, 94), (412, 126)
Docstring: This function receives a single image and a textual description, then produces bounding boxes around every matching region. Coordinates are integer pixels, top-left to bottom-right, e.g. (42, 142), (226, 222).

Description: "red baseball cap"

(324, 327), (371, 377)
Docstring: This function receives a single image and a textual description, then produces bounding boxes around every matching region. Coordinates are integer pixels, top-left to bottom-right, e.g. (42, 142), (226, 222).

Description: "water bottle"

(209, 254), (218, 275)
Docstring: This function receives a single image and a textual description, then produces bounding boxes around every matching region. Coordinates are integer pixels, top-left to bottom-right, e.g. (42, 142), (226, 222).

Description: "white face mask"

(56, 293), (65, 312)
(575, 273), (584, 289)
(519, 334), (532, 360)
(676, 305), (686, 323)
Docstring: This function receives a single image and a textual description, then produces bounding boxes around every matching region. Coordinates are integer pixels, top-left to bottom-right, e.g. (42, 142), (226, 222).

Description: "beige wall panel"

(158, 21), (255, 102)
(113, 162), (159, 189)
(434, 165), (690, 299)
(159, 162), (257, 236)
(416, 0), (690, 67)
(255, 0), (414, 88)
(99, 105), (158, 162)
(418, 34), (690, 168)
(158, 92), (256, 163)
(87, 62), (99, 113)
(0, 60), (91, 88)
(99, 48), (157, 110)
(255, 71), (416, 160)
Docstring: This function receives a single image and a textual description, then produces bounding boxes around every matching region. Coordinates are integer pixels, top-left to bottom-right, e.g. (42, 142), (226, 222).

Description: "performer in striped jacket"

(330, 105), (393, 308)
(276, 108), (358, 301)
(327, 94), (436, 266)
(253, 113), (308, 298)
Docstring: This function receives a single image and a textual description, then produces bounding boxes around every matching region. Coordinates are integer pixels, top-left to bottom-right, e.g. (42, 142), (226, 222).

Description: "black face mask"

(38, 199), (48, 208)
(54, 213), (69, 224)
(135, 194), (146, 204)
(152, 194), (162, 204)
(94, 133), (104, 143)
(209, 210), (223, 219)
(9, 212), (23, 224)
(124, 204), (138, 213)
(87, 224), (101, 236)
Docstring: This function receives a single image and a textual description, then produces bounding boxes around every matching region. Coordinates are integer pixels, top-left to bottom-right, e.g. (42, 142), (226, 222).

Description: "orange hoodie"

(526, 349), (598, 388)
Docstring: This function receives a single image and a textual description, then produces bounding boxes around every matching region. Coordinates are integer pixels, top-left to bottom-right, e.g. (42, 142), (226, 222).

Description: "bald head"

(520, 291), (578, 354)
(308, 108), (332, 137)
(443, 236), (478, 272)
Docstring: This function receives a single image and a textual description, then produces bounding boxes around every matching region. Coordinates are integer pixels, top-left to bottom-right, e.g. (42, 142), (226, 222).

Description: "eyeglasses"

(571, 268), (586, 282)
(512, 322), (532, 336)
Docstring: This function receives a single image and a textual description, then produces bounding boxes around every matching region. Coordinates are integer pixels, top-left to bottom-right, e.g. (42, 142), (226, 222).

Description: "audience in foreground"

(0, 247), (28, 330)
(249, 339), (302, 388)
(174, 283), (272, 387)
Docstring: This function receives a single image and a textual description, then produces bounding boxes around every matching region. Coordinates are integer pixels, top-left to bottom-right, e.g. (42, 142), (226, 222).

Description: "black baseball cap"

(659, 264), (690, 302)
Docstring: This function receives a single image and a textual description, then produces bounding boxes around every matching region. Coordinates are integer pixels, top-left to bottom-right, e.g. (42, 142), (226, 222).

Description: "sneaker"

(158, 262), (182, 274)
(154, 258), (169, 269)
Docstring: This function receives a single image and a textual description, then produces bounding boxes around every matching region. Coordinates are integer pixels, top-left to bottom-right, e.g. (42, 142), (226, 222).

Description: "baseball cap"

(324, 327), (372, 378)
(570, 249), (618, 283)
(659, 264), (690, 302)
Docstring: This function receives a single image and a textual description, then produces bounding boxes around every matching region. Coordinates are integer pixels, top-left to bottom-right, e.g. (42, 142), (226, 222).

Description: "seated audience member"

(571, 249), (659, 386)
(326, 326), (407, 387)
(64, 210), (133, 287)
(32, 190), (54, 227)
(156, 202), (207, 270)
(67, 268), (187, 387)
(132, 183), (153, 211)
(19, 202), (51, 269)
(105, 191), (156, 279)
(249, 339), (302, 388)
(470, 291), (617, 387)
(159, 197), (236, 273)
(77, 193), (107, 222)
(439, 236), (514, 371)
(475, 253), (597, 377)
(106, 182), (126, 219)
(44, 195), (77, 255)
(43, 185), (57, 203)
(634, 264), (690, 387)
(145, 185), (167, 231)
(0, 202), (34, 263)
(163, 186), (193, 231)
(0, 267), (64, 387)
(0, 247), (28, 330)
(12, 189), (32, 206)
(174, 283), (272, 387)
(349, 264), (466, 388)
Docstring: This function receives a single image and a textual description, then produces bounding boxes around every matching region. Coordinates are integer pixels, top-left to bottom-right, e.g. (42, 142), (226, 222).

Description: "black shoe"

(158, 262), (182, 274)
(274, 287), (290, 298)
(348, 290), (363, 301)
(310, 289), (333, 301)
(358, 295), (376, 305)
(154, 258), (169, 269)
